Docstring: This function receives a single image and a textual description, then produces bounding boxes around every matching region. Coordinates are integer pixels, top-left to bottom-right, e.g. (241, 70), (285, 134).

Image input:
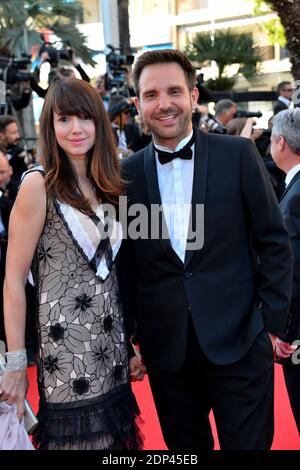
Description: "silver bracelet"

(5, 349), (27, 371)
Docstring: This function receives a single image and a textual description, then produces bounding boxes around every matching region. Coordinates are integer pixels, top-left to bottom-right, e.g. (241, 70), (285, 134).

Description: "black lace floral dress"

(27, 170), (142, 450)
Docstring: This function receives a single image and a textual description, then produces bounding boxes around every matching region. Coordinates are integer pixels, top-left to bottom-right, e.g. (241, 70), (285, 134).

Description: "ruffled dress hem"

(32, 383), (144, 450)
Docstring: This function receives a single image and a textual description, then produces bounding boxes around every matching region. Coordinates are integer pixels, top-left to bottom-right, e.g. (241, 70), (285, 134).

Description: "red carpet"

(27, 364), (299, 450)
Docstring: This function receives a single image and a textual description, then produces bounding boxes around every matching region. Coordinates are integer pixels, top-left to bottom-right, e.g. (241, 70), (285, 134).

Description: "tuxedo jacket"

(279, 170), (300, 342)
(273, 100), (289, 115)
(119, 129), (293, 370)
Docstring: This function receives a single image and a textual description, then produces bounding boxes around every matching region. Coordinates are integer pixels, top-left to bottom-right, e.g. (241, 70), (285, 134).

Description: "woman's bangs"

(52, 85), (95, 119)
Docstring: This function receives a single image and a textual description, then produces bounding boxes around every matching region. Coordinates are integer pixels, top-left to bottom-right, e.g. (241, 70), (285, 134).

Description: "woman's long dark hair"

(39, 78), (123, 214)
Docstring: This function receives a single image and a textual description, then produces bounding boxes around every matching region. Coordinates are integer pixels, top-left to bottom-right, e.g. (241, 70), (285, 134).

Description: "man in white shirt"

(273, 81), (294, 115)
(119, 49), (293, 450)
(271, 108), (300, 434)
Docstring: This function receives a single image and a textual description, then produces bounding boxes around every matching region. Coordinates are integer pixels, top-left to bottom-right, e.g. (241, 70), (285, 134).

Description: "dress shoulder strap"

(20, 164), (45, 184)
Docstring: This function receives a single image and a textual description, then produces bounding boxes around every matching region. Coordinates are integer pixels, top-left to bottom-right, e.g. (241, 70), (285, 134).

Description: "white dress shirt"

(278, 96), (292, 108)
(285, 163), (300, 187)
(155, 131), (194, 262)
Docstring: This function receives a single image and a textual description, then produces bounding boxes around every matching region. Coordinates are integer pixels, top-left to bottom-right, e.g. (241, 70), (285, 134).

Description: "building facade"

(79, 0), (292, 96)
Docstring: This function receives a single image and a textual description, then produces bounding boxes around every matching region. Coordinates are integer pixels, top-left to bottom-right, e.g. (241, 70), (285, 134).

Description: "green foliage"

(185, 29), (262, 90)
(0, 0), (96, 66)
(253, 0), (271, 16)
(263, 18), (286, 47)
(253, 0), (286, 47)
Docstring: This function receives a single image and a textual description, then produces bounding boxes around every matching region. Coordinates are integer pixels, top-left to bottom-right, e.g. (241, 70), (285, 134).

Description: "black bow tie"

(155, 134), (195, 165)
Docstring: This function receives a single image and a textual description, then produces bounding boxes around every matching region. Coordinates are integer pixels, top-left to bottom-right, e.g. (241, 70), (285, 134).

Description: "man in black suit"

(273, 81), (293, 115)
(271, 108), (300, 434)
(119, 49), (293, 449)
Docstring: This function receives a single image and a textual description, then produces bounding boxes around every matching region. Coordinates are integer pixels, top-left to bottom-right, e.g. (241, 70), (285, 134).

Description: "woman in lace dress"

(0, 79), (145, 449)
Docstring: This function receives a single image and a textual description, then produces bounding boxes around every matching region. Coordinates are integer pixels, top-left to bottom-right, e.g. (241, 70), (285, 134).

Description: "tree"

(263, 0), (300, 79)
(185, 29), (262, 90)
(0, 0), (96, 65)
(253, 0), (286, 47)
(117, 0), (131, 54)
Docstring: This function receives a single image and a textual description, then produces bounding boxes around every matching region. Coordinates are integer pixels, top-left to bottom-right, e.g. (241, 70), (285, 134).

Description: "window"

(257, 45), (275, 61)
(280, 47), (290, 60)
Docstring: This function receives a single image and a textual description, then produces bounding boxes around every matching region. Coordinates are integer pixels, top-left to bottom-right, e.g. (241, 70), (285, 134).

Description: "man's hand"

(129, 346), (147, 382)
(275, 338), (298, 359)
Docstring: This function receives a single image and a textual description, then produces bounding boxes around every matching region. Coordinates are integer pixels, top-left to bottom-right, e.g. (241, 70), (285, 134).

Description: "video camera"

(105, 45), (134, 96)
(39, 41), (74, 68)
(0, 55), (32, 84)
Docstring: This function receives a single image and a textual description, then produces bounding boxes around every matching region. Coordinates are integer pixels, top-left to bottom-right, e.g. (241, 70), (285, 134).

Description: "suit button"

(185, 272), (193, 279)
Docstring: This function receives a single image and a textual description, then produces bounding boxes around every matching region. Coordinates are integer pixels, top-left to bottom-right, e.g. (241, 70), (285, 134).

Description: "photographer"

(0, 53), (34, 116)
(108, 95), (151, 155)
(30, 44), (90, 98)
(0, 115), (32, 179)
(215, 99), (238, 126)
(0, 80), (32, 116)
(192, 99), (238, 135)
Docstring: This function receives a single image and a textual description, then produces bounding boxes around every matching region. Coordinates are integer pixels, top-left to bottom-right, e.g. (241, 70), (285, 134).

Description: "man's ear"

(278, 135), (286, 152)
(191, 87), (199, 111)
(134, 96), (141, 116)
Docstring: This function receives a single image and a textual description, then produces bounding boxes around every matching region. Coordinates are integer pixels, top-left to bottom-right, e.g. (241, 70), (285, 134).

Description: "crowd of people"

(0, 47), (299, 450)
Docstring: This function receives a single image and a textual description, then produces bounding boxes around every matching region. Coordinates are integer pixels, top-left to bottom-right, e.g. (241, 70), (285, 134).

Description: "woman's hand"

(0, 370), (28, 421)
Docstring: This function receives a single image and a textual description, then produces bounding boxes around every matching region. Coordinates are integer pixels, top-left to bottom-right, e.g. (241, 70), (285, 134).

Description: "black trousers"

(282, 359), (300, 434)
(147, 317), (274, 450)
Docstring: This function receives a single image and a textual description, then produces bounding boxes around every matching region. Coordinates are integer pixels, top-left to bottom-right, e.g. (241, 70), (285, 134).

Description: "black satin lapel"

(144, 143), (162, 206)
(184, 129), (208, 268)
(279, 170), (300, 202)
(144, 143), (183, 268)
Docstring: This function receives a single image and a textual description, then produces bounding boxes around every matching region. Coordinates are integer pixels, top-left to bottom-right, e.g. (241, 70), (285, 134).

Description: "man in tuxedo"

(271, 108), (300, 434)
(273, 81), (293, 115)
(119, 49), (293, 449)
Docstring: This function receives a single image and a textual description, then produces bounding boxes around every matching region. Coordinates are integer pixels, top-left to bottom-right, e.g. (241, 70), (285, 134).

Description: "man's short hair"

(132, 49), (196, 97)
(272, 108), (300, 156)
(215, 99), (237, 117)
(277, 81), (292, 96)
(0, 115), (16, 133)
